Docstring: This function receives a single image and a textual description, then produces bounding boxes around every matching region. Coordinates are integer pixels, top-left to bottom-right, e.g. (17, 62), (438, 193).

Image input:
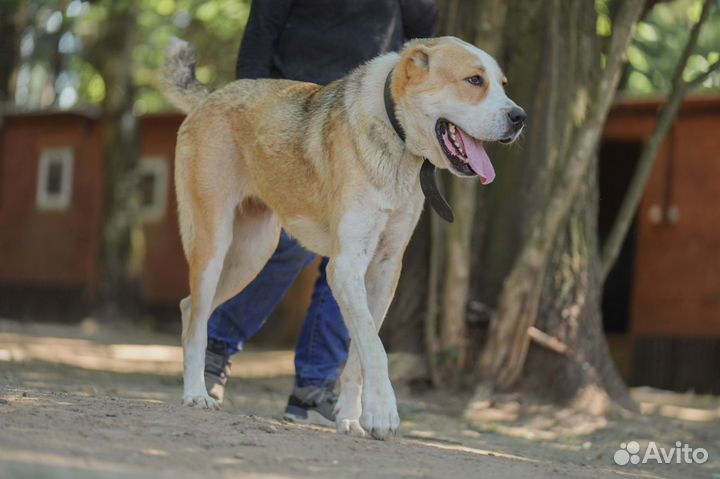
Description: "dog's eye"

(466, 75), (484, 86)
(502, 77), (508, 87)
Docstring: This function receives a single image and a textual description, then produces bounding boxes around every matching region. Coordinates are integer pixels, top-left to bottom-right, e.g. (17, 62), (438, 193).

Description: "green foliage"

(12, 0), (718, 110)
(624, 0), (720, 95)
(596, 0), (613, 37)
(13, 0), (249, 112)
(130, 0), (250, 113)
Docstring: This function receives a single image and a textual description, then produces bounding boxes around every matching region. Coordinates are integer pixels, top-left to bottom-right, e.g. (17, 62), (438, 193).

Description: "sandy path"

(1, 319), (718, 479)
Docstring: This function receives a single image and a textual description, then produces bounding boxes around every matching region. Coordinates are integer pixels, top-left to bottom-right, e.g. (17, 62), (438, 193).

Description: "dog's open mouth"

(435, 119), (496, 185)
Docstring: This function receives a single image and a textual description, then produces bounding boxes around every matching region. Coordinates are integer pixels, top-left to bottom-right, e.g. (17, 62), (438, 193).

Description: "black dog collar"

(383, 69), (454, 223)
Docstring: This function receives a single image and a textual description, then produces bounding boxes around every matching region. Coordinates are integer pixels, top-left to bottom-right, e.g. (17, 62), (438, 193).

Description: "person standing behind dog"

(204, 0), (438, 426)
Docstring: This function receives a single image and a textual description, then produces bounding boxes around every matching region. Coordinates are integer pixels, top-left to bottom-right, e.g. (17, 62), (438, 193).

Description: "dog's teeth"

(451, 140), (465, 156)
(449, 123), (456, 132)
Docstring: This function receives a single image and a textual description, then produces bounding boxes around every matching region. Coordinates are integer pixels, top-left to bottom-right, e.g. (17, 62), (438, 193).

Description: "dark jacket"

(236, 0), (438, 85)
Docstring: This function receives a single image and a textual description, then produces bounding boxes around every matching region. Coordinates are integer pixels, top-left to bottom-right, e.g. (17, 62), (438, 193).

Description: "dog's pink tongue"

(458, 129), (495, 185)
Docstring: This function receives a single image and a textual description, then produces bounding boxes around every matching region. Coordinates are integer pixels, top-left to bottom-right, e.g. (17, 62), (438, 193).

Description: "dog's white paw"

(360, 405), (400, 440)
(335, 385), (361, 422)
(182, 392), (219, 410)
(336, 418), (366, 437)
(360, 385), (400, 440)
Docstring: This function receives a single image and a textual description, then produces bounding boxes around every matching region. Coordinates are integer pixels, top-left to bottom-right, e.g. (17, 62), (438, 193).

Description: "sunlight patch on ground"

(0, 331), (294, 378)
(633, 386), (720, 422)
(141, 448), (168, 457)
(0, 448), (144, 475)
(642, 402), (719, 422)
(408, 439), (538, 463)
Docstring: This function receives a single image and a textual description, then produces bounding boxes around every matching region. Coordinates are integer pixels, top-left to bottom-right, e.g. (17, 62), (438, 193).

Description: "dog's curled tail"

(162, 38), (210, 113)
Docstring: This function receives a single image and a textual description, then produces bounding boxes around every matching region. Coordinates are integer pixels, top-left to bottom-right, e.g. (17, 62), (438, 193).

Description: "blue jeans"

(207, 230), (350, 387)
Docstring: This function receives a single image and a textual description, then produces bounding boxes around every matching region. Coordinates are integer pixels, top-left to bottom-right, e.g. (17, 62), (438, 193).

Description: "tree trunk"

(519, 156), (632, 411)
(0, 2), (19, 103)
(382, 212), (430, 356)
(389, 0), (643, 413)
(89, 2), (142, 307)
(472, 0), (644, 412)
(434, 0), (508, 382)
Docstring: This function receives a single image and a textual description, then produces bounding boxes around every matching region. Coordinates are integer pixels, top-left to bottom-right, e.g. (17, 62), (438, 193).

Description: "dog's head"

(393, 37), (525, 184)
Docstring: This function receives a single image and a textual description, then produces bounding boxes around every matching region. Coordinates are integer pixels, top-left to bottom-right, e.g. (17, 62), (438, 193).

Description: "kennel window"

(36, 147), (74, 211)
(137, 156), (169, 223)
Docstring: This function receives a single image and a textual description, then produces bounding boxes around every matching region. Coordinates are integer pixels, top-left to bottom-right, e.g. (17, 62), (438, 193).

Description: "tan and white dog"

(163, 36), (524, 440)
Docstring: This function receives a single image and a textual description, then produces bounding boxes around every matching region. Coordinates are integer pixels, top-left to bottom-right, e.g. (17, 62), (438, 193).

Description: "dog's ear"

(404, 44), (431, 80)
(393, 43), (433, 99)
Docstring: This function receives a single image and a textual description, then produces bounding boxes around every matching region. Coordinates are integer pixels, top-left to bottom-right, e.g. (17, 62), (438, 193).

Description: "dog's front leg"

(334, 206), (421, 437)
(335, 253), (403, 439)
(327, 213), (398, 440)
(328, 256), (398, 439)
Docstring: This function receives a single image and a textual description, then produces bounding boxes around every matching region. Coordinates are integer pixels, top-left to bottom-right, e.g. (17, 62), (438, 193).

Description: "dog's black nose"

(508, 107), (526, 126)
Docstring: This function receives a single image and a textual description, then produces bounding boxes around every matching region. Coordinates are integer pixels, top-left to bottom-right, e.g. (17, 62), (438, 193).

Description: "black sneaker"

(204, 339), (232, 404)
(283, 383), (337, 427)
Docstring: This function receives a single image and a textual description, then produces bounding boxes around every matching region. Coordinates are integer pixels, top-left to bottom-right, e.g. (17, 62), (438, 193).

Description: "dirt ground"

(1, 318), (718, 479)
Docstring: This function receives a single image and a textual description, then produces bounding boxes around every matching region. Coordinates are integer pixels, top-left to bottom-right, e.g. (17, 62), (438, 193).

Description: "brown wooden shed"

(600, 94), (720, 392)
(0, 111), (104, 312)
(135, 113), (188, 305)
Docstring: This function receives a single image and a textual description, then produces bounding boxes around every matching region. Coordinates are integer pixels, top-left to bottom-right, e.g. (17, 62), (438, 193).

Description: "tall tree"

(86, 0), (142, 306)
(390, 1), (638, 411)
(476, 0), (645, 411)
(389, 0), (650, 414)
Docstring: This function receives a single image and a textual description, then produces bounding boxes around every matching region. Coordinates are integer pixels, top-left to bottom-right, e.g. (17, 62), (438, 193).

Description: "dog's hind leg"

(181, 201), (236, 409)
(336, 344), (365, 436)
(180, 199), (279, 409)
(212, 199), (280, 309)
